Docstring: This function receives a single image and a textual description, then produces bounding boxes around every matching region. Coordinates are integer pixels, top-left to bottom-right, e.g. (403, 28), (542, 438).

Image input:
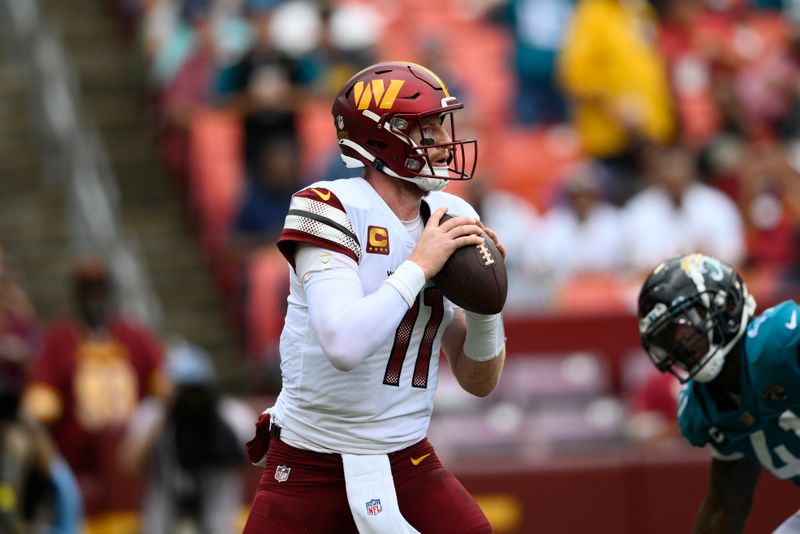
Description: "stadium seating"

(493, 352), (610, 408)
(187, 109), (244, 259)
(432, 352), (623, 461)
(245, 249), (288, 361)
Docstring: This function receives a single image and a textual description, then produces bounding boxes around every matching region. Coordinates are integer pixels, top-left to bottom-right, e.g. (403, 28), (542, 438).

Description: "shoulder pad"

(277, 187), (361, 268)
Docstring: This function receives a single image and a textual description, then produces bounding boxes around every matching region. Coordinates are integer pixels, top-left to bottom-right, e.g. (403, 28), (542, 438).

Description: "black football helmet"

(637, 254), (756, 383)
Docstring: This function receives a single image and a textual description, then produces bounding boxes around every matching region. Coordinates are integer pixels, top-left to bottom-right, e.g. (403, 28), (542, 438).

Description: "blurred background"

(2, 0), (800, 532)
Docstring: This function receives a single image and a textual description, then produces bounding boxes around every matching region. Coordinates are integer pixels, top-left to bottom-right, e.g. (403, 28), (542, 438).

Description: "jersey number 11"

(383, 287), (444, 389)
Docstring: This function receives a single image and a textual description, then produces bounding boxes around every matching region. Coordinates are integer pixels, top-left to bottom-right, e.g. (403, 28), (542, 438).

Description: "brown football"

(432, 214), (508, 314)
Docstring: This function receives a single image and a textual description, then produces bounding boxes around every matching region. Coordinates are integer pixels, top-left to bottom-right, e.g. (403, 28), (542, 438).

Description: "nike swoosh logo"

(311, 188), (331, 201)
(410, 453), (431, 466)
(786, 311), (797, 330)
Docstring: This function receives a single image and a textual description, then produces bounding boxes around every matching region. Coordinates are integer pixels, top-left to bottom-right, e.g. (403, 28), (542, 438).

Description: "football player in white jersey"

(243, 61), (506, 534)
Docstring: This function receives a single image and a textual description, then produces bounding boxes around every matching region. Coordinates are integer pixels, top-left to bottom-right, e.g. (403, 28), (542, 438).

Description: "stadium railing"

(1, 0), (162, 328)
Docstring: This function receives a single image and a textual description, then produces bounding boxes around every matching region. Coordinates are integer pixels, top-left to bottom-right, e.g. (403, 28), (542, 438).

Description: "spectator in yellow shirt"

(559, 0), (676, 204)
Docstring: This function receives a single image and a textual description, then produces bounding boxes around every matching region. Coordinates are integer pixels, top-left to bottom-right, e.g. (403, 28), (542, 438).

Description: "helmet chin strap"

(693, 352), (725, 383)
(397, 166), (448, 192)
(339, 139), (449, 192)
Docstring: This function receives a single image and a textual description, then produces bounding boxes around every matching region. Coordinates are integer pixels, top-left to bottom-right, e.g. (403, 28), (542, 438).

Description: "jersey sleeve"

(24, 324), (72, 423)
(295, 244), (359, 284)
(747, 301), (800, 373)
(277, 187), (362, 269)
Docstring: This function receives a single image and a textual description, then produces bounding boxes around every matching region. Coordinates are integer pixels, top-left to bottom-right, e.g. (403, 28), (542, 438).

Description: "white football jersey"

(271, 177), (479, 454)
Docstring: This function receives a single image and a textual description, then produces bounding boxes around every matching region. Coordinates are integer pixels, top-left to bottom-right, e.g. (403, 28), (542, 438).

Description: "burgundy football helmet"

(332, 61), (477, 192)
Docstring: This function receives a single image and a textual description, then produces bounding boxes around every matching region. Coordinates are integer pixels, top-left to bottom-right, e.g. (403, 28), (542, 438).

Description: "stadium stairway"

(0, 58), (75, 314)
(2, 0), (242, 383)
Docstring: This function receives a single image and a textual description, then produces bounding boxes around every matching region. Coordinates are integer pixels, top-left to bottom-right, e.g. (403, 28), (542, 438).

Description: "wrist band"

(464, 311), (505, 361)
(383, 260), (426, 308)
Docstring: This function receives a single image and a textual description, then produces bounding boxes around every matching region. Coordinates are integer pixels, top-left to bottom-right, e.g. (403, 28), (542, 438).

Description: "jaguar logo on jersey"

(353, 79), (405, 110)
(367, 226), (390, 255)
(365, 498), (383, 516)
(274, 465), (291, 483)
(764, 384), (789, 402)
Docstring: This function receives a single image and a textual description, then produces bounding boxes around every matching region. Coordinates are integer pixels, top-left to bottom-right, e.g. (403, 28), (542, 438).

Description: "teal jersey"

(679, 300), (800, 482)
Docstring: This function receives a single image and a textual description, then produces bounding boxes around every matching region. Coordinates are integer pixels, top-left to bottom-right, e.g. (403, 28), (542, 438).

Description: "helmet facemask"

(386, 110), (477, 192)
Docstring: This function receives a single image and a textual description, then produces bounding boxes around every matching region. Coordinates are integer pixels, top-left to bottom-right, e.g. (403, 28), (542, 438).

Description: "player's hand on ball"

(477, 221), (505, 260)
(409, 207), (483, 279)
(432, 214), (508, 314)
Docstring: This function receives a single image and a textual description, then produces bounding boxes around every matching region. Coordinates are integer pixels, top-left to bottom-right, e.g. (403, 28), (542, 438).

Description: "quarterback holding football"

(243, 61), (507, 533)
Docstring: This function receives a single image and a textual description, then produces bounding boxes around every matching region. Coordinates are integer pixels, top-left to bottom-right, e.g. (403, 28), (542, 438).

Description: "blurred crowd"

(10, 0), (800, 528)
(0, 249), (255, 533)
(485, 0), (800, 313)
(94, 0), (800, 365)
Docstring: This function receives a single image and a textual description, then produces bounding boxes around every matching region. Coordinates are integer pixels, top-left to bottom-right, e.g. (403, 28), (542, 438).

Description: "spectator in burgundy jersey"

(22, 256), (167, 534)
(0, 247), (83, 532)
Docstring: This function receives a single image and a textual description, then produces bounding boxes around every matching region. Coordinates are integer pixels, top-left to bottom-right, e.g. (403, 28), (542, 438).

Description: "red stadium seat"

(495, 352), (611, 408)
(553, 274), (634, 314)
(298, 98), (338, 179)
(188, 108), (244, 258)
(427, 411), (528, 460)
(486, 126), (584, 211)
(246, 248), (289, 361)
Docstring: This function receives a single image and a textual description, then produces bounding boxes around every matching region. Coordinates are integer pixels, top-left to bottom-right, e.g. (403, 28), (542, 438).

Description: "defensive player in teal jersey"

(638, 253), (800, 533)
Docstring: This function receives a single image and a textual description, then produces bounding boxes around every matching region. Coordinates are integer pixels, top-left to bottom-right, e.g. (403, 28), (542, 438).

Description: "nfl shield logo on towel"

(274, 465), (291, 483)
(366, 498), (382, 516)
